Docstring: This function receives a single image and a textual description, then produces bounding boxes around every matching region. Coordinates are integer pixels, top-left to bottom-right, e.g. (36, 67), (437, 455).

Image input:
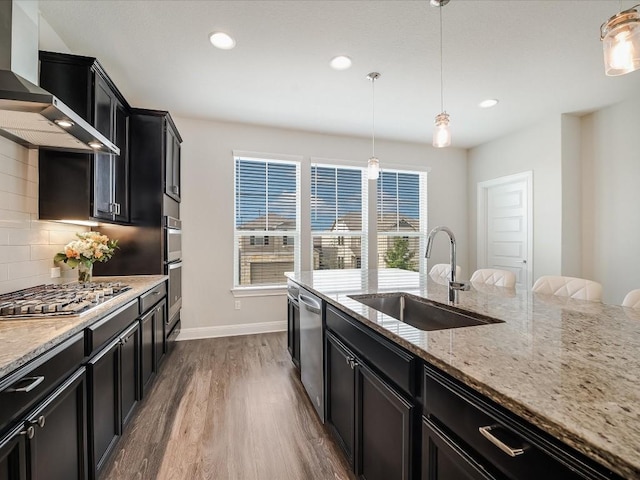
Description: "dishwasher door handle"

(299, 295), (321, 315)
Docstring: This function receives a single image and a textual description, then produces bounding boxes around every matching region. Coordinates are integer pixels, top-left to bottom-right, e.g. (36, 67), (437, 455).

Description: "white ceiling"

(38, 0), (640, 149)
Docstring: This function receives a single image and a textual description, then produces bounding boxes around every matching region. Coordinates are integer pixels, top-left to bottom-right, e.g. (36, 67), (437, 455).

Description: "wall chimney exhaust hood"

(0, 1), (119, 155)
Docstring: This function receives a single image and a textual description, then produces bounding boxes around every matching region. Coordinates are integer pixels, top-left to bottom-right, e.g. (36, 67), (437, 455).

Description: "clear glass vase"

(78, 263), (93, 283)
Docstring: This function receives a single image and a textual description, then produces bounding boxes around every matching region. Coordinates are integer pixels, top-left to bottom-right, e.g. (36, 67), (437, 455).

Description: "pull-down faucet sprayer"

(425, 226), (469, 303)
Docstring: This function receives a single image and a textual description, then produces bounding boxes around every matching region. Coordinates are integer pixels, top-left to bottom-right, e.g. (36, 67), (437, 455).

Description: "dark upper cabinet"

(129, 109), (182, 224)
(165, 123), (181, 202)
(38, 51), (130, 224)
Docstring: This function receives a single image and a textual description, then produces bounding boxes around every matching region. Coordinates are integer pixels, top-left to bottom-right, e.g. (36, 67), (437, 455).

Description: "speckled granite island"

(0, 275), (167, 378)
(286, 269), (640, 479)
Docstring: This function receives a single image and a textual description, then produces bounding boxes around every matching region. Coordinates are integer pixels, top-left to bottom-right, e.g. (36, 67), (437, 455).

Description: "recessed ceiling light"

(330, 55), (352, 70)
(478, 98), (499, 108)
(209, 32), (236, 50)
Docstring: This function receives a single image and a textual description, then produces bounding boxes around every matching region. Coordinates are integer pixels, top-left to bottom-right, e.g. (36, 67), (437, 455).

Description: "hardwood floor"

(101, 332), (356, 480)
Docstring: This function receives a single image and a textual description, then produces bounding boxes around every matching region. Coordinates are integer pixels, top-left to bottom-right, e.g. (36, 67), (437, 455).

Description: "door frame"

(477, 171), (533, 288)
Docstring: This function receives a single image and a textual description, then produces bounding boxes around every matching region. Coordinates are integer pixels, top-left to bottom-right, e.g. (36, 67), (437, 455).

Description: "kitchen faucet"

(425, 226), (469, 303)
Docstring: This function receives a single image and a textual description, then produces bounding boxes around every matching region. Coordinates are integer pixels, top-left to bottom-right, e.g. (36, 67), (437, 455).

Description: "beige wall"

(0, 136), (84, 294)
(467, 116), (564, 283)
(175, 118), (468, 334)
(581, 93), (640, 304)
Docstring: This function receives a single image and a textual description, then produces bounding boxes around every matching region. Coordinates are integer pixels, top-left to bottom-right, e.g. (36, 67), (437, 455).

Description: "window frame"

(233, 153), (301, 291)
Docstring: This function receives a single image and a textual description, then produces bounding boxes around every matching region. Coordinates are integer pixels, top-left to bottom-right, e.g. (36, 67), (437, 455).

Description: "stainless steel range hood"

(0, 1), (119, 155)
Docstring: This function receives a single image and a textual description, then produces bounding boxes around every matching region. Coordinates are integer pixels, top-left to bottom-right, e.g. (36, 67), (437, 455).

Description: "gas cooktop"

(0, 282), (131, 319)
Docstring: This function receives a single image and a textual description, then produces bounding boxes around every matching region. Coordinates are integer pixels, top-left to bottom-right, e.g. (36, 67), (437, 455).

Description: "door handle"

(6, 376), (45, 393)
(479, 425), (525, 457)
(516, 260), (527, 264)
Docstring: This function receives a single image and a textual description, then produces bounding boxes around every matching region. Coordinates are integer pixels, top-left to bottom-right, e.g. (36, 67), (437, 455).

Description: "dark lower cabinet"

(0, 424), (27, 480)
(120, 322), (140, 427)
(326, 331), (415, 480)
(326, 332), (355, 466)
(422, 417), (497, 480)
(87, 338), (120, 479)
(140, 299), (166, 396)
(88, 321), (141, 480)
(26, 368), (87, 480)
(357, 361), (414, 480)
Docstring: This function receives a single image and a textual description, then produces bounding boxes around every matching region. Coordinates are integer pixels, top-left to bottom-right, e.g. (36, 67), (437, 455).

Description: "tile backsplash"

(0, 136), (88, 294)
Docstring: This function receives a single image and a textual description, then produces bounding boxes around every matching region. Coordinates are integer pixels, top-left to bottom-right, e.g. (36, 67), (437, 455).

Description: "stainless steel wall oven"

(164, 216), (182, 345)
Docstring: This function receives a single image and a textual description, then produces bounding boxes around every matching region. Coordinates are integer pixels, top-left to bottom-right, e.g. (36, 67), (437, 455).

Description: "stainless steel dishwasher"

(298, 287), (324, 423)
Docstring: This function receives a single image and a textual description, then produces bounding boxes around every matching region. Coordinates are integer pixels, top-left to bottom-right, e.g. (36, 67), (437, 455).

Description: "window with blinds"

(311, 164), (367, 270)
(234, 157), (300, 287)
(377, 170), (427, 272)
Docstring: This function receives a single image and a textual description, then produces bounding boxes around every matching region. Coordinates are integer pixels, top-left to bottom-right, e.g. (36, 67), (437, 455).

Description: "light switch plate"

(50, 267), (61, 278)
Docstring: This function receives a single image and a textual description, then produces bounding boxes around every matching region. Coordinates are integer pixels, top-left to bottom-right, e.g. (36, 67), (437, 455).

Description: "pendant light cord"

(371, 76), (376, 158)
(439, 3), (444, 113)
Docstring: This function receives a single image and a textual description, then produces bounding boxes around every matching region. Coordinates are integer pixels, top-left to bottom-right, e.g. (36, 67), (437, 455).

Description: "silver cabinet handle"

(7, 375), (45, 393)
(479, 425), (525, 457)
(20, 426), (35, 439)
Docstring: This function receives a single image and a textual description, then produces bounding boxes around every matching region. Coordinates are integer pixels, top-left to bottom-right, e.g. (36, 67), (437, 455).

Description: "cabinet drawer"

(423, 365), (612, 480)
(85, 300), (138, 355)
(326, 305), (416, 396)
(139, 282), (166, 314)
(0, 332), (85, 435)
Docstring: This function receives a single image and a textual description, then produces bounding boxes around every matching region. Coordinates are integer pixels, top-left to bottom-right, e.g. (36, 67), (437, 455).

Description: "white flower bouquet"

(54, 232), (118, 269)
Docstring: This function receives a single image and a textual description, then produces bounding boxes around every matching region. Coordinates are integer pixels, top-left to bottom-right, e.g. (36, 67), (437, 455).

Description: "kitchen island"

(286, 269), (640, 479)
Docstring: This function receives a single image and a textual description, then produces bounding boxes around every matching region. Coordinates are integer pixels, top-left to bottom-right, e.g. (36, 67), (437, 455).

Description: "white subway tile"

(30, 244), (60, 261)
(48, 229), (78, 245)
(0, 245), (30, 263)
(0, 191), (37, 214)
(0, 210), (31, 229)
(0, 228), (9, 246)
(0, 264), (7, 282)
(7, 260), (49, 280)
(8, 228), (50, 245)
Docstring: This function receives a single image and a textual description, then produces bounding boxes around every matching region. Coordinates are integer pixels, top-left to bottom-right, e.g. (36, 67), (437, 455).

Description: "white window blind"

(234, 157), (300, 287)
(377, 170), (427, 272)
(311, 164), (367, 270)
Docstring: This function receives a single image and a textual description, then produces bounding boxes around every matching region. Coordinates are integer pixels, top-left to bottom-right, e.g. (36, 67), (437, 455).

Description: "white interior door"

(477, 172), (532, 288)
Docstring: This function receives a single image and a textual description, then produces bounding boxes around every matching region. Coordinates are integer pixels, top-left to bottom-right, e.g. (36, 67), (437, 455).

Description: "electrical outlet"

(50, 267), (61, 278)
(234, 300), (241, 310)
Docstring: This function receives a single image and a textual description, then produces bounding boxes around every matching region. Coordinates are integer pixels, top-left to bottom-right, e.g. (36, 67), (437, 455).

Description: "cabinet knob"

(32, 415), (46, 428)
(20, 426), (35, 439)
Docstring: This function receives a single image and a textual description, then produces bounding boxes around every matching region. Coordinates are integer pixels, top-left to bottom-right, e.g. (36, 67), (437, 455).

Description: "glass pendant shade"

(432, 112), (451, 148)
(601, 5), (640, 76)
(368, 156), (380, 180)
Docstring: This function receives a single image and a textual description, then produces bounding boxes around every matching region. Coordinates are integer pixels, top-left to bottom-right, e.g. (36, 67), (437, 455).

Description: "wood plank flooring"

(101, 332), (356, 480)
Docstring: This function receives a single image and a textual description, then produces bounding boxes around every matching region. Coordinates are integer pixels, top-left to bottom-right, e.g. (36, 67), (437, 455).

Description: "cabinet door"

(113, 103), (129, 223)
(0, 425), (27, 480)
(27, 368), (87, 480)
(356, 362), (414, 480)
(326, 332), (356, 466)
(93, 75), (114, 140)
(422, 418), (498, 480)
(140, 310), (154, 395)
(93, 154), (114, 220)
(153, 300), (166, 371)
(87, 338), (120, 478)
(120, 322), (140, 428)
(164, 126), (181, 202)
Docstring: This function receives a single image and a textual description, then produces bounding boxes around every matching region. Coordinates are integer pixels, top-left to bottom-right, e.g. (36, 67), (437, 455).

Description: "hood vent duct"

(0, 1), (119, 155)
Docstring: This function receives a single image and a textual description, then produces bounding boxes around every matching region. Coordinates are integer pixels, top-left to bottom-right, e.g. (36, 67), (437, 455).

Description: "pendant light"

(601, 3), (640, 76)
(367, 72), (381, 180)
(432, 0), (451, 148)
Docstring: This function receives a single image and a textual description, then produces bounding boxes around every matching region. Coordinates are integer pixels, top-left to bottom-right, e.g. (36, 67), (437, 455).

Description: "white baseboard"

(177, 320), (286, 341)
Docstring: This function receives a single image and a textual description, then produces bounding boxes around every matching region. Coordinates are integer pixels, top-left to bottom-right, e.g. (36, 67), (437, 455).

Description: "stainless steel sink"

(348, 292), (504, 331)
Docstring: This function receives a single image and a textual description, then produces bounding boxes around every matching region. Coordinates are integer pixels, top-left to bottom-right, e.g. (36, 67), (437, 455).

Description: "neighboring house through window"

(234, 156), (300, 287)
(311, 164), (367, 271)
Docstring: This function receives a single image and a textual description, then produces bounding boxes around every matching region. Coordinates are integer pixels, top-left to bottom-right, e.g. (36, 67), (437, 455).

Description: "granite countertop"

(287, 269), (640, 479)
(0, 275), (167, 379)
